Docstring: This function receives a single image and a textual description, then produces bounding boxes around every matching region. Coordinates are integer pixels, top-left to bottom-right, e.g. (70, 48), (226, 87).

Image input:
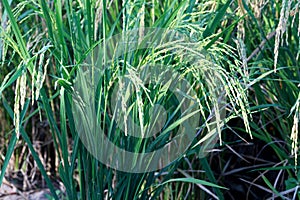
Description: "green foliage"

(0, 0), (299, 199)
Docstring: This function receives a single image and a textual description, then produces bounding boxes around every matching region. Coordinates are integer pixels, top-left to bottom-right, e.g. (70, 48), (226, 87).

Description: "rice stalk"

(35, 52), (45, 100)
(13, 64), (28, 139)
(290, 0), (300, 60)
(151, 0), (155, 24)
(250, 0), (265, 19)
(21, 72), (27, 102)
(13, 73), (21, 138)
(138, 0), (145, 42)
(290, 92), (300, 172)
(236, 4), (248, 86)
(118, 75), (128, 136)
(274, 0), (293, 71)
(94, 0), (103, 40)
(31, 63), (36, 105)
(237, 0), (246, 16)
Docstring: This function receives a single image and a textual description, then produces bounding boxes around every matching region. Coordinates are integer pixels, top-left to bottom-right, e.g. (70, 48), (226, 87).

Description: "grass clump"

(0, 0), (299, 199)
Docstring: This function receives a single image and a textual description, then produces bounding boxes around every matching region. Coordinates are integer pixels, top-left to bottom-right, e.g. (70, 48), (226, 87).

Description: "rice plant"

(0, 0), (299, 199)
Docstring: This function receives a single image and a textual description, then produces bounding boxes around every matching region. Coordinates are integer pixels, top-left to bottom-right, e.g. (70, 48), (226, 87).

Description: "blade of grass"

(200, 157), (224, 200)
(203, 0), (233, 38)
(261, 174), (285, 199)
(2, 0), (29, 62)
(0, 66), (24, 99)
(158, 177), (228, 190)
(0, 98), (17, 186)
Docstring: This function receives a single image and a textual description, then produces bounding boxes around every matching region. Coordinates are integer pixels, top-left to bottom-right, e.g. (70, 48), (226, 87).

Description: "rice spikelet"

(14, 76), (21, 138)
(35, 53), (47, 100)
(94, 0), (103, 40)
(31, 62), (36, 105)
(293, 0), (300, 60)
(274, 0), (293, 71)
(139, 2), (145, 42)
(118, 77), (128, 136)
(290, 92), (300, 172)
(20, 72), (27, 109)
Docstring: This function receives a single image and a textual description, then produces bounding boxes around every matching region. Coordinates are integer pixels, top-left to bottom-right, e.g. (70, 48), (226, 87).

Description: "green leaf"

(158, 177), (228, 190)
(203, 0), (232, 38)
(0, 66), (23, 99)
(262, 175), (285, 199)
